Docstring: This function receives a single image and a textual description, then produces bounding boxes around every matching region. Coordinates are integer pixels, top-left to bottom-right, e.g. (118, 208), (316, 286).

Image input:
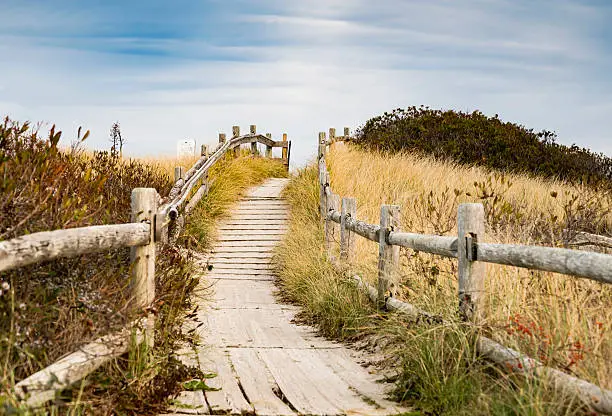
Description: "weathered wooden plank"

(258, 349), (342, 415)
(217, 229), (287, 236)
(316, 349), (403, 412)
(209, 268), (274, 275)
(211, 279), (280, 307)
(211, 262), (274, 269)
(477, 242), (612, 284)
(284, 348), (382, 414)
(199, 348), (253, 415)
(387, 231), (458, 258)
(217, 240), (278, 247)
(208, 252), (274, 259)
(217, 234), (284, 241)
(206, 274), (275, 281)
(346, 216), (380, 242)
(220, 220), (287, 226)
(211, 246), (276, 253)
(209, 257), (272, 264)
(166, 390), (208, 415)
(15, 321), (144, 406)
(228, 349), (296, 416)
(0, 223), (150, 273)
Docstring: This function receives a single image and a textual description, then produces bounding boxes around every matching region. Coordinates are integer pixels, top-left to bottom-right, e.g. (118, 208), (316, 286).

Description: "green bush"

(354, 107), (612, 184)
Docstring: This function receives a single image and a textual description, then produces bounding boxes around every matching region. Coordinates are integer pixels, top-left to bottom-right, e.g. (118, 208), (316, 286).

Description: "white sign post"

(177, 139), (196, 158)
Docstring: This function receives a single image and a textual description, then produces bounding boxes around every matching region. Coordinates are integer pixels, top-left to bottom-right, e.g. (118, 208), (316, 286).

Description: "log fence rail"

(0, 125), (290, 407)
(319, 128), (612, 414)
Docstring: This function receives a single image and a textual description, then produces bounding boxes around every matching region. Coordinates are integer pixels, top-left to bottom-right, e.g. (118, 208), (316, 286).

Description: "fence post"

(174, 166), (184, 183)
(218, 133), (226, 144)
(232, 126), (240, 138)
(329, 127), (336, 143)
(250, 124), (256, 135)
(344, 127), (350, 140)
(318, 132), (327, 219)
(457, 203), (486, 324)
(378, 205), (400, 309)
(265, 133), (273, 157)
(340, 197), (356, 262)
(130, 188), (158, 349)
(282, 133), (288, 162)
(201, 144), (209, 157)
(325, 192), (340, 259)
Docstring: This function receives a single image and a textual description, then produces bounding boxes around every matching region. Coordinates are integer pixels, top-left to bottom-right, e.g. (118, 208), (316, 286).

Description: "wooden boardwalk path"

(164, 178), (404, 416)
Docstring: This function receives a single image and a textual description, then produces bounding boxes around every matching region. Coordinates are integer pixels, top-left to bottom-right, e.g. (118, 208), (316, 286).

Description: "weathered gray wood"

(201, 144), (209, 157)
(0, 223), (150, 273)
(211, 263), (274, 270)
(325, 193), (340, 258)
(206, 274), (275, 281)
(327, 209), (341, 224)
(217, 240), (279, 247)
(218, 229), (287, 236)
(210, 257), (271, 264)
(217, 235), (283, 242)
(166, 390), (208, 414)
(340, 198), (356, 262)
(343, 127), (350, 139)
(15, 321), (144, 407)
(251, 141), (258, 154)
(229, 349), (296, 416)
(345, 216), (380, 242)
(209, 268), (274, 275)
(476, 336), (612, 414)
(568, 231), (612, 249)
(199, 348), (253, 415)
(320, 173), (329, 220)
(219, 133), (226, 143)
(388, 232), (458, 258)
(184, 182), (208, 215)
(329, 127), (336, 143)
(258, 349), (342, 415)
(458, 203), (486, 323)
(232, 125), (240, 137)
(212, 246), (276, 253)
(265, 133), (273, 157)
(131, 188), (157, 347)
(378, 205), (400, 308)
(209, 252), (274, 259)
(174, 166), (184, 183)
(250, 124), (257, 134)
(477, 242), (612, 285)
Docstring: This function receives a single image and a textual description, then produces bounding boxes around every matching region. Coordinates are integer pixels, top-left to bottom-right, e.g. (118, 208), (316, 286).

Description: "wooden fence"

(318, 128), (612, 414)
(0, 125), (290, 407)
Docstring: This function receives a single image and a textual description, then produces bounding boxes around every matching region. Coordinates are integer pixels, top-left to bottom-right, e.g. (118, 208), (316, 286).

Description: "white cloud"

(0, 0), (611, 169)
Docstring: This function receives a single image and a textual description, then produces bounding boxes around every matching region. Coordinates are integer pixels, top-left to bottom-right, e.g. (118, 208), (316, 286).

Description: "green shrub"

(354, 107), (612, 184)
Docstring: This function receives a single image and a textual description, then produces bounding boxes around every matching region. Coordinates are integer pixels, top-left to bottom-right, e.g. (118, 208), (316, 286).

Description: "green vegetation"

(354, 106), (612, 184)
(0, 117), (286, 414)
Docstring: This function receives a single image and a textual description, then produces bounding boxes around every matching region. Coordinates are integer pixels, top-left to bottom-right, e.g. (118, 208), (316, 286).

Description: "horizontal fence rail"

(0, 223), (151, 272)
(3, 123), (290, 409)
(318, 127), (612, 414)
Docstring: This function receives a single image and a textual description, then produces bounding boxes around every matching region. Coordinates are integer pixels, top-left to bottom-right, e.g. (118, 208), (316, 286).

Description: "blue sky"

(1, 0), (611, 166)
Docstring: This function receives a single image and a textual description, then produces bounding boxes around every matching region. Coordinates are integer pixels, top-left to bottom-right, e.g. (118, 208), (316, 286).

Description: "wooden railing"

(317, 128), (612, 414)
(1, 124), (290, 407)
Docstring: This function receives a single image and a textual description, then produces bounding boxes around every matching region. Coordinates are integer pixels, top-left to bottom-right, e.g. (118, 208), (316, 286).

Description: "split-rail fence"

(0, 124), (290, 407)
(318, 128), (612, 414)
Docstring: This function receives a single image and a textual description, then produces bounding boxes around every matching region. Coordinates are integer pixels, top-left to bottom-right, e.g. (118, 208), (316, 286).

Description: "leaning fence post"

(265, 133), (273, 157)
(282, 133), (288, 163)
(325, 192), (340, 259)
(318, 132), (327, 219)
(378, 205), (400, 309)
(130, 188), (158, 349)
(340, 197), (356, 262)
(329, 127), (336, 143)
(457, 203), (486, 324)
(174, 166), (184, 183)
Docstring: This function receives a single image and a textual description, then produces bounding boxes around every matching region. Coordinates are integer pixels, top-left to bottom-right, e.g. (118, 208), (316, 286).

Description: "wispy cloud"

(0, 0), (610, 164)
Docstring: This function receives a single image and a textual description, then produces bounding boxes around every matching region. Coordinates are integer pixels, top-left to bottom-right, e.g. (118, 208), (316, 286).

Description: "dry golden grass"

(326, 143), (611, 389)
(137, 155), (201, 179)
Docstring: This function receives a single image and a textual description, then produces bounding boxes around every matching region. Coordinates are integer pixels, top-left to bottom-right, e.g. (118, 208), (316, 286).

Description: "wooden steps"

(164, 178), (405, 416)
